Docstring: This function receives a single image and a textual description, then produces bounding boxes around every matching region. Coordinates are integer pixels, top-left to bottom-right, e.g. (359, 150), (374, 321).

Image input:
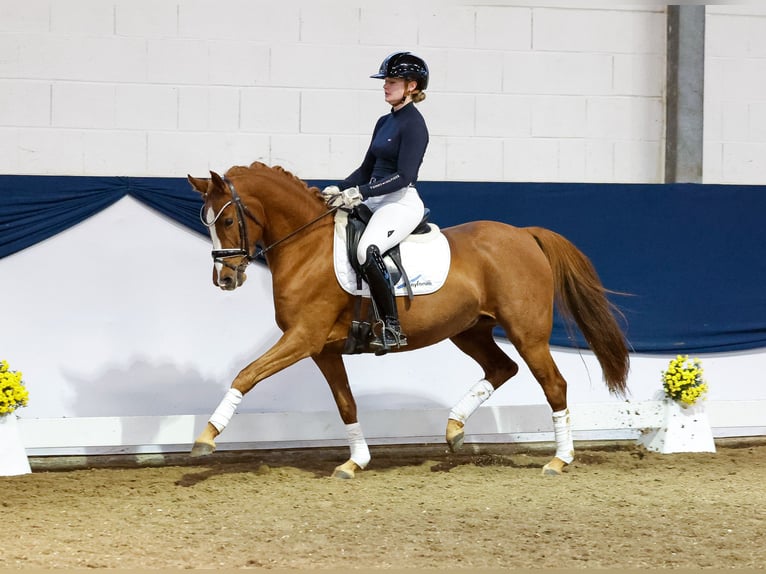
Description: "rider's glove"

(321, 185), (340, 201)
(326, 186), (363, 209)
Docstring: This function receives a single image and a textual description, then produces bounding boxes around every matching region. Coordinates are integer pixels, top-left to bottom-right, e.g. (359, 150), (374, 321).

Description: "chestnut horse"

(187, 162), (629, 478)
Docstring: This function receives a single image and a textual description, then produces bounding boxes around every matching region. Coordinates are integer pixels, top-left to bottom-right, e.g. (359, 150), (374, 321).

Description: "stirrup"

(369, 324), (408, 355)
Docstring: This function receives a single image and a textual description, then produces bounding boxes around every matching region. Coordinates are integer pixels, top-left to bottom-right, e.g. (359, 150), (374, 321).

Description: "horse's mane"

(225, 161), (323, 199)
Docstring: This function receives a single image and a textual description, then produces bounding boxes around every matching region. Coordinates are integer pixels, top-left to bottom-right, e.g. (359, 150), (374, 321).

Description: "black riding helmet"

(370, 52), (429, 91)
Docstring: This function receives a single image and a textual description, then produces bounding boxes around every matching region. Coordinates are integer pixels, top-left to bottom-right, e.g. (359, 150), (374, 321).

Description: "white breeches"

(356, 186), (425, 265)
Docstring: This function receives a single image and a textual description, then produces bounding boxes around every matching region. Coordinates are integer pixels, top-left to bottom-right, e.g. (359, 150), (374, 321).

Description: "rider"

(323, 51), (430, 355)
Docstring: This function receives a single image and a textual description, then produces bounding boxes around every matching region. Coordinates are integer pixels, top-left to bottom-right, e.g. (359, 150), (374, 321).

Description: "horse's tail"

(528, 226), (630, 397)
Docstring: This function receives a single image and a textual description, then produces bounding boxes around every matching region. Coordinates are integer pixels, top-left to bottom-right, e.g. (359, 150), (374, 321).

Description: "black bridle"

(199, 177), (338, 273)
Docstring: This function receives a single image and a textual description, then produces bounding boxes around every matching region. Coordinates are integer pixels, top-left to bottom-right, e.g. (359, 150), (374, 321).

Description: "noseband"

(199, 177), (338, 273)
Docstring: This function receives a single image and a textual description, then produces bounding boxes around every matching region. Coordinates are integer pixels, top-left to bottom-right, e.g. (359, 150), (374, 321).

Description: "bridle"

(199, 177), (338, 273)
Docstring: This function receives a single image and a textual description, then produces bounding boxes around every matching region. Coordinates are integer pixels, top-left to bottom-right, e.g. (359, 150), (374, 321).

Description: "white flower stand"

(638, 399), (716, 454)
(0, 414), (31, 475)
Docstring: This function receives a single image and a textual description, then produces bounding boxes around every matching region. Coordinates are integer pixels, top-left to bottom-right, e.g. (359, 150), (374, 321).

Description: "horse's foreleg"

(191, 331), (314, 457)
(313, 351), (370, 479)
(190, 388), (242, 457)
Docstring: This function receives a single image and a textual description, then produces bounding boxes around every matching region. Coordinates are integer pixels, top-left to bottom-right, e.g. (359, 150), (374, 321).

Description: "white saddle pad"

(332, 210), (451, 297)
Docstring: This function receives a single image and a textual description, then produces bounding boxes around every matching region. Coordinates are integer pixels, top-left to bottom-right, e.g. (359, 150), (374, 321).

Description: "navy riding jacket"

(340, 102), (429, 199)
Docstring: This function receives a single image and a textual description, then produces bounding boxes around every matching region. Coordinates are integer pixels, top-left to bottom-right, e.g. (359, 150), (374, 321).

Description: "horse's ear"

(210, 171), (226, 189)
(187, 175), (209, 195)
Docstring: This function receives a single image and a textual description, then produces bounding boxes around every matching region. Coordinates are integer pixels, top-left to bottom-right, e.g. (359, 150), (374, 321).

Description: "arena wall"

(2, 2), (765, 454)
(1, 1), (764, 183)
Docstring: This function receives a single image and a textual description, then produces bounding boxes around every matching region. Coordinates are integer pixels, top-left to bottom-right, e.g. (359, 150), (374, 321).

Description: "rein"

(200, 177), (338, 272)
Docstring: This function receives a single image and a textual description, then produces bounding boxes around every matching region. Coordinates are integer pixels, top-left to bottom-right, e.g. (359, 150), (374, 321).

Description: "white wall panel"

(82, 131), (147, 175)
(358, 6), (419, 46)
(613, 54), (666, 97)
(177, 0), (300, 42)
(503, 52), (615, 96)
(241, 88), (300, 133)
(328, 134), (368, 178)
(533, 8), (665, 54)
(584, 139), (615, 181)
(0, 1), (669, 181)
(300, 90), (364, 135)
(16, 129), (85, 173)
(614, 140), (663, 183)
(531, 96), (587, 138)
(0, 80), (50, 126)
(475, 95), (532, 139)
(586, 96), (664, 141)
(503, 138), (560, 181)
(269, 133), (331, 178)
(422, 93), (476, 138)
(0, 4), (763, 186)
(442, 50), (505, 93)
(52, 83), (115, 129)
(418, 6), (477, 49)
(207, 41), (271, 87)
(0, 0), (49, 33)
(557, 139), (587, 181)
(475, 6), (532, 51)
(178, 86), (240, 132)
(444, 137), (504, 181)
(704, 6), (766, 183)
(116, 85), (178, 130)
(115, 0), (179, 38)
(50, 0), (114, 35)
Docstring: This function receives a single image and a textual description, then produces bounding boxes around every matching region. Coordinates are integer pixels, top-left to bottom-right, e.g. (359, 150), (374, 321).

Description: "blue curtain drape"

(0, 175), (206, 258)
(413, 181), (766, 354)
(2, 175), (764, 354)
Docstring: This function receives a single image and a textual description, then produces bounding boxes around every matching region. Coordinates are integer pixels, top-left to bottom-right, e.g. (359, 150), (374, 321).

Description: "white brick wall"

(704, 5), (766, 184)
(0, 1), (761, 183)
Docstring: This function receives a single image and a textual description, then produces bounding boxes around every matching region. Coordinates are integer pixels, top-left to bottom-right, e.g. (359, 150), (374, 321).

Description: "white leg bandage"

(552, 408), (574, 464)
(209, 388), (243, 432)
(346, 422), (371, 469)
(449, 379), (495, 423)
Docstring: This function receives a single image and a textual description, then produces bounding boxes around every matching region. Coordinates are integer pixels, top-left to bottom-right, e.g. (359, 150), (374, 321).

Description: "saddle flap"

(333, 209), (450, 298)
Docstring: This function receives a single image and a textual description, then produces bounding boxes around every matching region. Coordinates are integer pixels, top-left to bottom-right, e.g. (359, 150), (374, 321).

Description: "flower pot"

(638, 399), (716, 454)
(0, 414), (31, 475)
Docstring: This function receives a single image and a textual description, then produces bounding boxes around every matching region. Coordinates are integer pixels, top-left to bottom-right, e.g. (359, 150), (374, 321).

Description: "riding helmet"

(370, 52), (429, 91)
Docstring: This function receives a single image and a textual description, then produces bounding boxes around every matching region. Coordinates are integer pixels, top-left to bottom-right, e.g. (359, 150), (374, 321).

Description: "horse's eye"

(224, 218), (234, 227)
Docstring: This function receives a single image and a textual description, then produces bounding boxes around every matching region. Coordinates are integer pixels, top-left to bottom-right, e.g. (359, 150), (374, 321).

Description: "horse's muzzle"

(216, 268), (247, 290)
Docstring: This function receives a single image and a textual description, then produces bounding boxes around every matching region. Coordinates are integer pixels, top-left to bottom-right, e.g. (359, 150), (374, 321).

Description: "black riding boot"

(362, 245), (407, 355)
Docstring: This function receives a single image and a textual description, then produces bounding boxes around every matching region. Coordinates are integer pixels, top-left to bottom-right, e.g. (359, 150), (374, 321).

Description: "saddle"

(342, 204), (433, 354)
(344, 204), (433, 301)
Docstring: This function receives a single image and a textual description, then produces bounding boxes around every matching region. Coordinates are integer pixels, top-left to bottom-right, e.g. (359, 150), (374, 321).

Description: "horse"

(187, 161), (630, 478)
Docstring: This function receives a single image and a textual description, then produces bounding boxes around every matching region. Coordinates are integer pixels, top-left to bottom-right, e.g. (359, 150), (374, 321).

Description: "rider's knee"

(357, 243), (380, 266)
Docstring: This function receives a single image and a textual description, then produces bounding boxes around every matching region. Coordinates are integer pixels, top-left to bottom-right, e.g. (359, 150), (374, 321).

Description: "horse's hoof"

(446, 419), (465, 452)
(541, 457), (568, 476)
(190, 440), (216, 457)
(448, 431), (465, 452)
(542, 465), (561, 477)
(332, 460), (360, 479)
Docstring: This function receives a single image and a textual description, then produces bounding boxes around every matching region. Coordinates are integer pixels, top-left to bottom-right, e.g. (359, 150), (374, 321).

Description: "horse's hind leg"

(312, 351), (370, 479)
(447, 324), (519, 452)
(513, 339), (573, 476)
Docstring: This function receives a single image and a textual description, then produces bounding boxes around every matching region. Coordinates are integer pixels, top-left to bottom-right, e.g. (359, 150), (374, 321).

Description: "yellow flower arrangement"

(0, 359), (29, 416)
(661, 355), (708, 406)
